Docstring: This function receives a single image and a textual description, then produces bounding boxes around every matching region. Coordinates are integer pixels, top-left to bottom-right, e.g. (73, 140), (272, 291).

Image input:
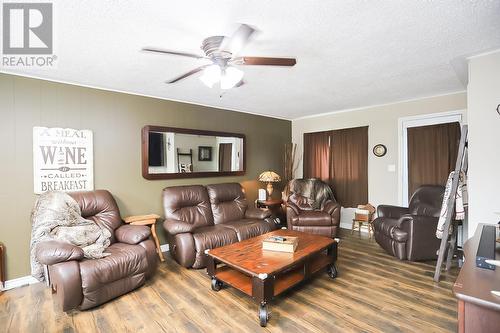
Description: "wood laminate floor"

(0, 229), (459, 333)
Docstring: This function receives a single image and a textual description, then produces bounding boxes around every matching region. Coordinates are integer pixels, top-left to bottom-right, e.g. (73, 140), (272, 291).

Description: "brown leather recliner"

(286, 179), (341, 238)
(163, 183), (276, 269)
(35, 190), (158, 311)
(373, 185), (445, 261)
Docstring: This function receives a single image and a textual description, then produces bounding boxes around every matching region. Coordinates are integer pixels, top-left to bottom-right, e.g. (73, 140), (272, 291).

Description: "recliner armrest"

(36, 240), (84, 265)
(397, 214), (441, 261)
(286, 201), (301, 215)
(377, 205), (409, 219)
(245, 208), (271, 219)
(163, 218), (196, 235)
(322, 200), (340, 215)
(115, 225), (151, 245)
(397, 214), (439, 231)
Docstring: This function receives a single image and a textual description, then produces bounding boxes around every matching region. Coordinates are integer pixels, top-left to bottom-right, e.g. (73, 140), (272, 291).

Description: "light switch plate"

(387, 164), (396, 172)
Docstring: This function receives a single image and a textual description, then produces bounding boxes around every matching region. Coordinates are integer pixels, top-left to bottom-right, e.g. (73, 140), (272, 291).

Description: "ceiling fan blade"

(166, 65), (210, 84)
(220, 24), (256, 55)
(142, 47), (206, 59)
(232, 57), (296, 66)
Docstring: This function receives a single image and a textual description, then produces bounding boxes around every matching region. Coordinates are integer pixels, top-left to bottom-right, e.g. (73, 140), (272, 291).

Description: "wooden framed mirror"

(141, 125), (246, 179)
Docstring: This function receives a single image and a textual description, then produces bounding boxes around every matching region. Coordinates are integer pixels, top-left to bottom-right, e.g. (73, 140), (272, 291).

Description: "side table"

(256, 199), (285, 227)
(124, 214), (164, 262)
(351, 204), (376, 238)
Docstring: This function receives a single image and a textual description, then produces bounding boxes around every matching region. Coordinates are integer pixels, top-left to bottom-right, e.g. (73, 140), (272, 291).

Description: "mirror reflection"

(147, 131), (244, 174)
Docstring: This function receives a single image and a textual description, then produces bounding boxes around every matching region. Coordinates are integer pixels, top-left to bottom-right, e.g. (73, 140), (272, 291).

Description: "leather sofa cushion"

(288, 193), (314, 211)
(163, 185), (214, 228)
(192, 225), (239, 268)
(206, 183), (247, 224)
(221, 219), (274, 241)
(69, 190), (122, 244)
(292, 211), (332, 226)
(79, 242), (148, 295)
(192, 225), (239, 253)
(408, 185), (444, 217)
(245, 208), (272, 220)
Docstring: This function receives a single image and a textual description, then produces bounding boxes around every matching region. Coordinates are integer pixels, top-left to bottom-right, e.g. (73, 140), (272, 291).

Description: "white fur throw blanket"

(30, 191), (111, 281)
(436, 171), (468, 239)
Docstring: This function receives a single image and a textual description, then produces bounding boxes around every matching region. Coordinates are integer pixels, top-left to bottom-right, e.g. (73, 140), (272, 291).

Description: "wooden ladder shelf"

(433, 124), (468, 282)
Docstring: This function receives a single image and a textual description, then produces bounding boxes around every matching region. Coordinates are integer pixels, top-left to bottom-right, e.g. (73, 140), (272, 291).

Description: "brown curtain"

(407, 122), (460, 198)
(303, 127), (368, 207)
(303, 131), (330, 181)
(218, 143), (233, 172)
(330, 126), (368, 207)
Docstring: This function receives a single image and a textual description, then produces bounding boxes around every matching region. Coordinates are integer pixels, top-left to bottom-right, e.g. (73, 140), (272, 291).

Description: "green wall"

(0, 73), (291, 280)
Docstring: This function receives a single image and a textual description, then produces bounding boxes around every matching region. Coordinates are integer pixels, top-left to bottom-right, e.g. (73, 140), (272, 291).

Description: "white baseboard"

(160, 244), (169, 252)
(2, 275), (39, 291)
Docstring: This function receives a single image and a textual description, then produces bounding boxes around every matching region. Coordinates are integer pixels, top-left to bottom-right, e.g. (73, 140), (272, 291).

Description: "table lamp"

(258, 171), (281, 198)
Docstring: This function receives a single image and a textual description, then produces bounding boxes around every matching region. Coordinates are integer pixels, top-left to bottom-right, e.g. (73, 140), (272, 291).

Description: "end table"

(351, 204), (376, 238)
(124, 214), (164, 262)
(256, 199), (285, 227)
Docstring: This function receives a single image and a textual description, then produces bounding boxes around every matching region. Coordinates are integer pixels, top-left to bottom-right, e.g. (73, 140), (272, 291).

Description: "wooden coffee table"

(205, 229), (338, 326)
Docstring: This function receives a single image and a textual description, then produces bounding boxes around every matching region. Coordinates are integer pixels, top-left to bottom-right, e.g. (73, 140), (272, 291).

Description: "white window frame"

(398, 110), (465, 206)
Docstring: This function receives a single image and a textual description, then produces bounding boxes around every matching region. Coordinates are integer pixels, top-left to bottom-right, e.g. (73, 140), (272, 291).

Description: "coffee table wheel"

(211, 277), (223, 291)
(327, 264), (338, 279)
(259, 303), (269, 327)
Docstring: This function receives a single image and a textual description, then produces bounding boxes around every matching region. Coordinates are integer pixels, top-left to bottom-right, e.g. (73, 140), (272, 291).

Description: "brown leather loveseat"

(163, 183), (276, 268)
(36, 190), (158, 311)
(286, 179), (341, 238)
(373, 185), (445, 261)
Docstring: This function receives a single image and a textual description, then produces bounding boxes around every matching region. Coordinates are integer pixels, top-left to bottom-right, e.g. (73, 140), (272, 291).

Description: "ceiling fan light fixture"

(220, 66), (244, 90)
(199, 64), (221, 88)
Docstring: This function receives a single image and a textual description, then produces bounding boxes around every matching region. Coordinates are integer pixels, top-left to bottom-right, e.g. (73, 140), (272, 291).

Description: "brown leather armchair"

(36, 190), (158, 311)
(163, 183), (276, 269)
(286, 179), (341, 238)
(373, 185), (445, 261)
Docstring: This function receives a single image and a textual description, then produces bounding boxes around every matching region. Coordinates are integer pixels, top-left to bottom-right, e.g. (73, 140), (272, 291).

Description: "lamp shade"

(258, 171), (281, 183)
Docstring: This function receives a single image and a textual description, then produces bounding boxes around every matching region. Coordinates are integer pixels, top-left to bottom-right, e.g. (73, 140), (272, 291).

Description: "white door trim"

(398, 110), (466, 206)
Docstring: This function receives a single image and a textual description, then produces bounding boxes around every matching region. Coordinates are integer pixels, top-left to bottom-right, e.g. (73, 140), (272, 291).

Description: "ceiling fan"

(142, 24), (296, 90)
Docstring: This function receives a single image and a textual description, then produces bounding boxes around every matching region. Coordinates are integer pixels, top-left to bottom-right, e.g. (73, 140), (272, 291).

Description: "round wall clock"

(373, 144), (387, 157)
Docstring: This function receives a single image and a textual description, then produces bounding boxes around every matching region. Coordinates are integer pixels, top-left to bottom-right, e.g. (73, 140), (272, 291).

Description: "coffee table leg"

(252, 275), (273, 327)
(206, 254), (223, 291)
(327, 242), (339, 279)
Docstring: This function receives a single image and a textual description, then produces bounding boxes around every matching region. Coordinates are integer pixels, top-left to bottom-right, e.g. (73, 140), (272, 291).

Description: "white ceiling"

(2, 1), (500, 120)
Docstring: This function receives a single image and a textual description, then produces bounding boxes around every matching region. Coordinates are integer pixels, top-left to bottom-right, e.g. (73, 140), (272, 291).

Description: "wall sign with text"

(33, 127), (94, 194)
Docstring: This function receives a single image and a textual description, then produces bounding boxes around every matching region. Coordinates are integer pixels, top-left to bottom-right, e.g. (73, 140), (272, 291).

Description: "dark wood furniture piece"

(453, 223), (500, 333)
(0, 242), (4, 290)
(256, 199), (285, 227)
(206, 229), (338, 326)
(141, 125), (246, 180)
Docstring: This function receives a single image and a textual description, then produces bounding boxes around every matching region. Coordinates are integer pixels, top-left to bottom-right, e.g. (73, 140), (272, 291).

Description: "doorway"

(399, 111), (464, 206)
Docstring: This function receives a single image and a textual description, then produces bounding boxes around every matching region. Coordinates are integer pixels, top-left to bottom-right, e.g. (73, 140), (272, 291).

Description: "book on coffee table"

(262, 236), (298, 253)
